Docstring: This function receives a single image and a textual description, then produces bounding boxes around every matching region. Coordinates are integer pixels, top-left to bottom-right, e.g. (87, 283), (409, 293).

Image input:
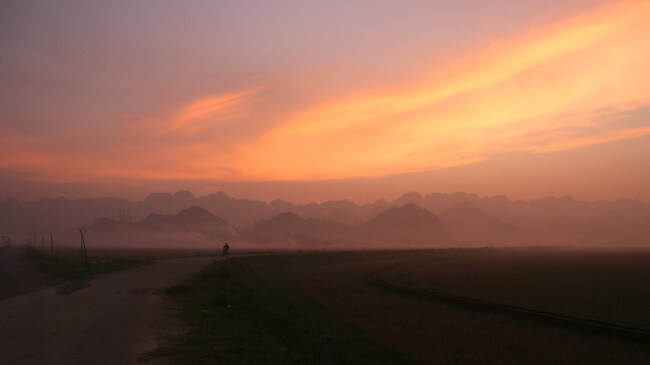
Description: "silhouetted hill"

(252, 212), (308, 236)
(193, 191), (273, 228)
(365, 203), (441, 229)
(138, 213), (174, 228)
(391, 192), (424, 207)
(263, 212), (306, 227)
(393, 191), (482, 212)
(358, 203), (447, 244)
(136, 206), (232, 233)
(247, 212), (351, 247)
(3, 190), (650, 247)
(92, 217), (129, 231)
(90, 206), (236, 247)
(390, 192), (650, 244)
(138, 191), (197, 216)
(175, 206), (228, 225)
(440, 201), (522, 242)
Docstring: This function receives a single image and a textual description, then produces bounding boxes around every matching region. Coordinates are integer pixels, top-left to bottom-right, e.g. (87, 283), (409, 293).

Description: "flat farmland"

(374, 247), (650, 328)
(175, 249), (650, 364)
(294, 250), (649, 364)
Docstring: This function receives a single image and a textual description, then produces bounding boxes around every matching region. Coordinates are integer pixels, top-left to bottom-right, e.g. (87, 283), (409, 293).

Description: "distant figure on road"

(222, 242), (230, 257)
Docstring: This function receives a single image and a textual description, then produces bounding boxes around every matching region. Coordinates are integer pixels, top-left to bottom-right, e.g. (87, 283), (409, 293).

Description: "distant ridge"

(359, 203), (447, 243)
(365, 203), (444, 231)
(91, 206), (237, 246)
(2, 190), (650, 247)
(440, 201), (522, 242)
(247, 211), (350, 247)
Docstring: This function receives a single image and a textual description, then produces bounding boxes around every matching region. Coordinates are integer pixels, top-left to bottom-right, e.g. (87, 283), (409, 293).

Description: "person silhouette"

(222, 242), (230, 257)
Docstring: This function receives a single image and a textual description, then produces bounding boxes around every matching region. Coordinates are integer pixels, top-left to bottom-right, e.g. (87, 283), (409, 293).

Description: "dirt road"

(0, 255), (219, 364)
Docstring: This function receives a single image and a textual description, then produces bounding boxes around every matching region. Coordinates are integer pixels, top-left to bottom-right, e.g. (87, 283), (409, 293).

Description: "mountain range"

(90, 206), (238, 248)
(1, 190), (649, 248)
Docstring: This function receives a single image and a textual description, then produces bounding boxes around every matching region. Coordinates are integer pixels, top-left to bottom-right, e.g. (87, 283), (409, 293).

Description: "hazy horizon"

(3, 183), (650, 206)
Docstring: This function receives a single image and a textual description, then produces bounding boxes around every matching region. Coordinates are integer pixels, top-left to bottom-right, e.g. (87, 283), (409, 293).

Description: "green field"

(171, 249), (650, 364)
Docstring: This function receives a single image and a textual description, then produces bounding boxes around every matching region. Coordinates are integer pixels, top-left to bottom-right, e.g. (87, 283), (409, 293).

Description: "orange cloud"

(530, 126), (650, 153)
(128, 87), (262, 135)
(239, 0), (650, 180)
(169, 87), (261, 133)
(3, 1), (649, 189)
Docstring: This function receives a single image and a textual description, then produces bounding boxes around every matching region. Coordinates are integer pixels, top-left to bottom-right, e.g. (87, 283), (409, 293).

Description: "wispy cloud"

(167, 87), (262, 133)
(129, 87), (262, 135)
(2, 0), (649, 193)
(530, 126), (650, 153)
(240, 0), (650, 180)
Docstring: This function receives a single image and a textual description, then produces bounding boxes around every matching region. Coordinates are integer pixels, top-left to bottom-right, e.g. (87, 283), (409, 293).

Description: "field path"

(0, 255), (220, 364)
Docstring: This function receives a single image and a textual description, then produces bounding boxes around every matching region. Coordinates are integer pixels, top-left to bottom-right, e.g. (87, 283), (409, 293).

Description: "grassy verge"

(168, 255), (409, 364)
(28, 247), (152, 279)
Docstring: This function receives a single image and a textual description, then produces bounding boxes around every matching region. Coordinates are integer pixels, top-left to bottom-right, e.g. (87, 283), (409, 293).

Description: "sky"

(1, 0), (649, 204)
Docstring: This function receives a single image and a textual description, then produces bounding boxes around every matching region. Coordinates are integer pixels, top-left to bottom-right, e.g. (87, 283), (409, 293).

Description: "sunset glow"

(1, 0), (649, 202)
(242, 0), (650, 179)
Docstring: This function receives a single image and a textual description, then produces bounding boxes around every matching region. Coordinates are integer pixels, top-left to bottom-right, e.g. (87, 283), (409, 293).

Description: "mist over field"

(2, 190), (650, 249)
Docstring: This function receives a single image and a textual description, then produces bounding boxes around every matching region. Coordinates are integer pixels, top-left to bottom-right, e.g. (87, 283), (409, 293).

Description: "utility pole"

(79, 227), (88, 263)
(50, 232), (54, 255)
(41, 237), (44, 251)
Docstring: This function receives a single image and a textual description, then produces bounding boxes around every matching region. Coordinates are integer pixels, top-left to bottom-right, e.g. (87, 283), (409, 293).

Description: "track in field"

(366, 264), (650, 340)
